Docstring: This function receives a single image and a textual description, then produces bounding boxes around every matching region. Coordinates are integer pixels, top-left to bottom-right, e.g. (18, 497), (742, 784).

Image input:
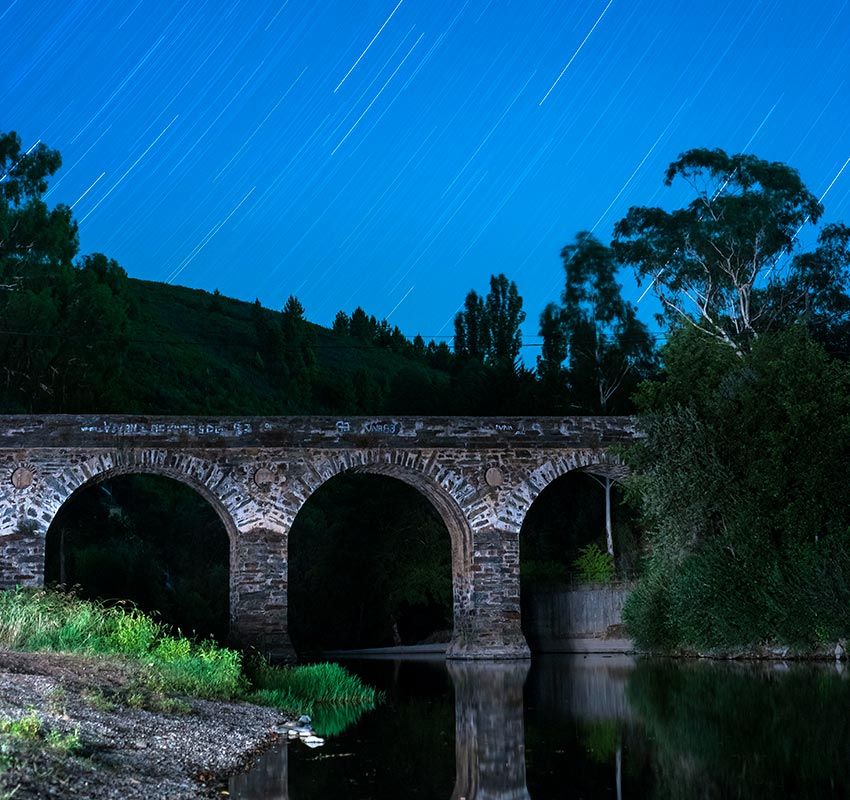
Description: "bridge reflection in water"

(448, 661), (531, 800)
(229, 656), (633, 800)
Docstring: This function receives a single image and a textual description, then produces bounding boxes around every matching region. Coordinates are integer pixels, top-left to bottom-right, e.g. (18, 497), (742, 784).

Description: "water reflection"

(448, 661), (530, 800)
(628, 659), (850, 798)
(231, 656), (850, 799)
(230, 740), (288, 800)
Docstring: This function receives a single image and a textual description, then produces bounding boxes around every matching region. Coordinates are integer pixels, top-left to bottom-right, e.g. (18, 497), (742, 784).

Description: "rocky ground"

(0, 650), (290, 799)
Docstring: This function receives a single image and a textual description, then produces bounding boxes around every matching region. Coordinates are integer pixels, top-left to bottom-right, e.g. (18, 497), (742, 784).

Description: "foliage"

(520, 471), (641, 587)
(0, 131), (76, 271)
(624, 328), (850, 650)
(454, 273), (525, 367)
(45, 474), (230, 641)
(613, 147), (850, 354)
(0, 589), (378, 737)
(572, 543), (615, 584)
(0, 130), (633, 418)
(0, 710), (80, 760)
(248, 660), (379, 707)
(538, 232), (656, 413)
(0, 588), (243, 699)
(535, 302), (569, 410)
(280, 294), (316, 407)
(245, 661), (379, 737)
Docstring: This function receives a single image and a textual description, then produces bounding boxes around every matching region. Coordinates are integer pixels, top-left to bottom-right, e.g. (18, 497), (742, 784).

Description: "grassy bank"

(0, 589), (378, 732)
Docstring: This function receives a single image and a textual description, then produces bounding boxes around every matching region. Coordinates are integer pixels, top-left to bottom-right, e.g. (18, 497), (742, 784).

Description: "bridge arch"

(44, 471), (231, 639)
(282, 450), (478, 655)
(6, 449), (286, 654)
(42, 450), (241, 542)
(503, 448), (626, 531)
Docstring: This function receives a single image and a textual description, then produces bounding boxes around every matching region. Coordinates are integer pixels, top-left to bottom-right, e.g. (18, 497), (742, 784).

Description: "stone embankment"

(0, 651), (290, 799)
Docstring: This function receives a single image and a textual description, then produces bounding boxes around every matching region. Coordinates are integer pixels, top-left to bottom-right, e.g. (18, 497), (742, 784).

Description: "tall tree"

(453, 290), (489, 361)
(0, 132), (138, 411)
(537, 303), (569, 411)
(0, 131), (77, 279)
(281, 295), (315, 409)
(349, 306), (372, 341)
(454, 274), (525, 367)
(484, 273), (525, 366)
(559, 232), (656, 413)
(612, 147), (850, 355)
(332, 310), (350, 336)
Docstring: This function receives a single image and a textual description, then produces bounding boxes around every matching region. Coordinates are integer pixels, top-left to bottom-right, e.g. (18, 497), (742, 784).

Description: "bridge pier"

(229, 525), (295, 662)
(0, 521), (45, 590)
(448, 527), (530, 660)
(448, 659), (531, 800)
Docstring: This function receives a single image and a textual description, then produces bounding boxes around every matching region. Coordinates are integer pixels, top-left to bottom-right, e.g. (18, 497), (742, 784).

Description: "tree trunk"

(59, 527), (67, 585)
(604, 476), (614, 558)
(616, 745), (622, 800)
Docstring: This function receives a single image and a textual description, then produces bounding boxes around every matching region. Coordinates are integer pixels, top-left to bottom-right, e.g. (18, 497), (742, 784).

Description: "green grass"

(0, 710), (80, 754)
(246, 661), (380, 737)
(0, 588), (243, 699)
(0, 589), (378, 735)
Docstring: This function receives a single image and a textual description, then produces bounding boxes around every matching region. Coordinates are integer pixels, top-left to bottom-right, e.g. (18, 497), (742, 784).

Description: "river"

(230, 654), (850, 798)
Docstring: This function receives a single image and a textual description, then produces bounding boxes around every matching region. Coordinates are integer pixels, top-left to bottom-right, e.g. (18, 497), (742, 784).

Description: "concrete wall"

(523, 584), (632, 650)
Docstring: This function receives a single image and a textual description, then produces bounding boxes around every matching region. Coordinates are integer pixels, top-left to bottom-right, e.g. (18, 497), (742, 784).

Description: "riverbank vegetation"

(0, 589), (378, 718)
(621, 149), (850, 654)
(627, 660), (850, 795)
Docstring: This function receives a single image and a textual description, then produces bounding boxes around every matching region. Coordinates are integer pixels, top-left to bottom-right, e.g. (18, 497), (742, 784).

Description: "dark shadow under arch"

(288, 471), (460, 653)
(45, 473), (231, 641)
(519, 470), (614, 585)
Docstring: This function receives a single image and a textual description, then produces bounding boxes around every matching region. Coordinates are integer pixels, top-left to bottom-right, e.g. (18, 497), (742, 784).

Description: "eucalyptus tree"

(0, 131), (77, 279)
(557, 231), (656, 414)
(612, 147), (850, 355)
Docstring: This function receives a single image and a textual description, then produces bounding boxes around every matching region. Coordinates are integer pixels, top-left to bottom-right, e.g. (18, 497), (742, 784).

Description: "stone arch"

(41, 450), (241, 543)
(283, 449), (478, 651)
(284, 448), (480, 572)
(503, 448), (625, 533)
(10, 449), (272, 652)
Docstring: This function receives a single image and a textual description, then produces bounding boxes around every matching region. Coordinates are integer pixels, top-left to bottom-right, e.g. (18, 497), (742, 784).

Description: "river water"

(230, 654), (850, 798)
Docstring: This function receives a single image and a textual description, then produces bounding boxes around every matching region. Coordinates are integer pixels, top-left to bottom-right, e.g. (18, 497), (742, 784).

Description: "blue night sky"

(4, 0), (850, 344)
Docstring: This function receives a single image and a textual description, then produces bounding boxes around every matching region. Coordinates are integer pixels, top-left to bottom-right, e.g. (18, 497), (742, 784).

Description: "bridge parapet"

(0, 415), (638, 449)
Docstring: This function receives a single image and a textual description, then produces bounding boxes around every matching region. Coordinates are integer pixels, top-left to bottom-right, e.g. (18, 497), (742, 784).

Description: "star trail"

(3, 0), (849, 339)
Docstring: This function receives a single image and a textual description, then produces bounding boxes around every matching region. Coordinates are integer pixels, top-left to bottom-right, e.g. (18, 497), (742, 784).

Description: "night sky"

(4, 0), (850, 343)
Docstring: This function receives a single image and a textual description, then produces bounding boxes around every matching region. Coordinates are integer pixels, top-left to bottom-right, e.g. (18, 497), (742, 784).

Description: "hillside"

(122, 279), (453, 416)
(0, 275), (453, 416)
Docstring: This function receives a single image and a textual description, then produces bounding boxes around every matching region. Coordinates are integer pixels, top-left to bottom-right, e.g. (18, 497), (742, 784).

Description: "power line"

(0, 326), (674, 350)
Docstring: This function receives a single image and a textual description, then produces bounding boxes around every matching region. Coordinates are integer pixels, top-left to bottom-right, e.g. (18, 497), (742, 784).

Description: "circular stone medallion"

(484, 467), (504, 488)
(253, 467), (275, 488)
(11, 467), (34, 490)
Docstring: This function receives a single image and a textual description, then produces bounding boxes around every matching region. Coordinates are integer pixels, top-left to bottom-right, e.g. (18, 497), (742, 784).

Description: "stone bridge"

(0, 415), (637, 660)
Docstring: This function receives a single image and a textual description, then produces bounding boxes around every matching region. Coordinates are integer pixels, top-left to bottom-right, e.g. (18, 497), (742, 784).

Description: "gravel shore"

(0, 650), (290, 799)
